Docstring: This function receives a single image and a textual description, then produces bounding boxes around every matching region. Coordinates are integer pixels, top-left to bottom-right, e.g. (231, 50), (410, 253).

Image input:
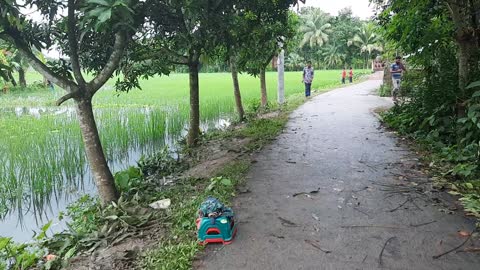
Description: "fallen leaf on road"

(278, 217), (299, 227)
(458, 230), (471, 237)
(305, 239), (331, 254)
(149, 198), (171, 209)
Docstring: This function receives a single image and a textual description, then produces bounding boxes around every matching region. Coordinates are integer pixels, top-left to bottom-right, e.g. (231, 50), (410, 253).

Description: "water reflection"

(9, 106), (76, 118)
(0, 105), (231, 242)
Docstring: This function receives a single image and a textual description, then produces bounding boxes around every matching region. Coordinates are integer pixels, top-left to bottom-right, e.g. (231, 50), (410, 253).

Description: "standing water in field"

(0, 104), (232, 242)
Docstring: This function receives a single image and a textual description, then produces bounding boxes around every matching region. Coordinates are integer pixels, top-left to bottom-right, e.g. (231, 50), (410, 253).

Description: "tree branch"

(88, 31), (128, 93)
(0, 4), (78, 91)
(159, 46), (188, 63)
(67, 0), (86, 86)
(56, 90), (81, 106)
(15, 40), (76, 91)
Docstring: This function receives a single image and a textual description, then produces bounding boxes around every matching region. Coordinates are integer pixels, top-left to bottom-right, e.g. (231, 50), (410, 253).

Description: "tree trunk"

(457, 40), (479, 98)
(230, 57), (245, 121)
(8, 72), (17, 86)
(383, 62), (392, 89)
(75, 98), (119, 204)
(446, 0), (480, 116)
(0, 70), (9, 83)
(260, 68), (268, 107)
(455, 39), (479, 117)
(18, 67), (26, 87)
(277, 49), (285, 104)
(187, 62), (200, 146)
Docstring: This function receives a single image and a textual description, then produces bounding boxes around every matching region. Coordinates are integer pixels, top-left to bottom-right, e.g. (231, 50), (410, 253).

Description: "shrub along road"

(196, 77), (480, 269)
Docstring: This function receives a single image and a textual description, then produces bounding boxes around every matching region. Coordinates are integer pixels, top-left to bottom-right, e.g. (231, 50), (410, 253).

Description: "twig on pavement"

(379, 237), (397, 266)
(433, 232), (473, 259)
(388, 197), (410, 212)
(341, 225), (405, 230)
(353, 207), (372, 218)
(409, 220), (436, 228)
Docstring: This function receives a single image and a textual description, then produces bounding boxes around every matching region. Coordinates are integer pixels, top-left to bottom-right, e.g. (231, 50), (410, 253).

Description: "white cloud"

(298, 0), (375, 19)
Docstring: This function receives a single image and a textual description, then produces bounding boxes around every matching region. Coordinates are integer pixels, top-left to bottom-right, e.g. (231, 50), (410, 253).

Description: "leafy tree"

(372, 0), (480, 111)
(371, 0), (480, 184)
(234, 2), (299, 108)
(0, 49), (15, 86)
(0, 0), (141, 204)
(329, 7), (362, 67)
(116, 0), (237, 146)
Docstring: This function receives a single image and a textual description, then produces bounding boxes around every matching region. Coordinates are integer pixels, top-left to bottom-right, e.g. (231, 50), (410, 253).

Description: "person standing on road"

(348, 67), (353, 83)
(390, 56), (407, 103)
(341, 68), (346, 84)
(303, 61), (314, 97)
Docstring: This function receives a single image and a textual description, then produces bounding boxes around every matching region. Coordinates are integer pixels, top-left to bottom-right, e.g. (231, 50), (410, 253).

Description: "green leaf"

(0, 237), (11, 250)
(127, 166), (142, 179)
(220, 178), (232, 186)
(114, 171), (130, 190)
(97, 9), (112, 23)
(87, 7), (109, 18)
(87, 0), (110, 6)
(206, 181), (216, 191)
(36, 220), (53, 240)
(42, 220), (53, 232)
(465, 183), (474, 189)
(467, 81), (480, 89)
(472, 91), (480, 98)
(64, 246), (77, 259)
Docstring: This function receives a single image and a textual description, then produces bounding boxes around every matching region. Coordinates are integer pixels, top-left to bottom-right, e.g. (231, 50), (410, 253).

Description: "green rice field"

(0, 69), (370, 241)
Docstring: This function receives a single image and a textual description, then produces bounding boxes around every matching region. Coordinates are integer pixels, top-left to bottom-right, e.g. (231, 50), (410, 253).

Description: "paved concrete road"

(196, 78), (480, 270)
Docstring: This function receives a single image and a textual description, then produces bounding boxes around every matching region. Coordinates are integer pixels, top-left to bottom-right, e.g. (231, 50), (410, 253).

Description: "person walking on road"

(303, 61), (314, 97)
(341, 68), (346, 84)
(390, 56), (407, 103)
(348, 67), (354, 83)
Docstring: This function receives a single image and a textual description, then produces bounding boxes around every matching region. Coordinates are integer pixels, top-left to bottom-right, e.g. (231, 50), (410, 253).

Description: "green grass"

(0, 70), (370, 226)
(2, 70), (368, 107)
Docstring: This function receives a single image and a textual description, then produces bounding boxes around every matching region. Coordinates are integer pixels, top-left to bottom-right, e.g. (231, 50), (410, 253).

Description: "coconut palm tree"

(299, 9), (332, 49)
(321, 43), (346, 69)
(286, 53), (304, 70)
(348, 23), (383, 69)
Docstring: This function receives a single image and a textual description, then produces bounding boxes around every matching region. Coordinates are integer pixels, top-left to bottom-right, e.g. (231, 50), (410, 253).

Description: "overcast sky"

(298, 0), (375, 19)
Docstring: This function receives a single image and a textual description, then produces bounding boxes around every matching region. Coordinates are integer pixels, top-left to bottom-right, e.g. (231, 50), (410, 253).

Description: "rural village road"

(196, 76), (480, 270)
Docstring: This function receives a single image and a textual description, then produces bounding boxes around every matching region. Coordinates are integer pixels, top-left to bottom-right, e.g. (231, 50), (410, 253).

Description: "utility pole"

(277, 37), (285, 104)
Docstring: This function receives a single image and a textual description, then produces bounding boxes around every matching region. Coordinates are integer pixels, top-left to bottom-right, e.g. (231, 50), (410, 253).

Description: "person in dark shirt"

(302, 61), (314, 97)
(390, 56), (407, 103)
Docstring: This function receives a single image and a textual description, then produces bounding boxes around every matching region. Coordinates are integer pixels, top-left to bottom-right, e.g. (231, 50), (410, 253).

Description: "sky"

(298, 0), (375, 19)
